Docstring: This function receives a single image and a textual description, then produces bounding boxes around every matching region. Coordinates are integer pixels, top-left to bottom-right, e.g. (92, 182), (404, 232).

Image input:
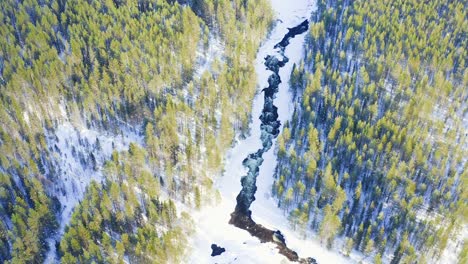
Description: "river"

(188, 1), (350, 263)
(229, 19), (314, 264)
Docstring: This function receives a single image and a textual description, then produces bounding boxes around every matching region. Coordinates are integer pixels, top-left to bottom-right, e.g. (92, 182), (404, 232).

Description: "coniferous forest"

(0, 0), (466, 263)
(0, 0), (272, 262)
(274, 0), (467, 263)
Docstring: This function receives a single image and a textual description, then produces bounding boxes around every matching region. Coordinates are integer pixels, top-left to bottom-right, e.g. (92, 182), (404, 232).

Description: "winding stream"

(229, 20), (315, 264)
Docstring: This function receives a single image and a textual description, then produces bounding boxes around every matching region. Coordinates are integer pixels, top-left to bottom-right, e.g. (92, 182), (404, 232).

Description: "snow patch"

(195, 36), (224, 79)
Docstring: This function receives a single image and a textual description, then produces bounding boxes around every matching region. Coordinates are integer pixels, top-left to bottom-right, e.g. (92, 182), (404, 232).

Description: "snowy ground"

(188, 1), (354, 263)
(439, 226), (467, 264)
